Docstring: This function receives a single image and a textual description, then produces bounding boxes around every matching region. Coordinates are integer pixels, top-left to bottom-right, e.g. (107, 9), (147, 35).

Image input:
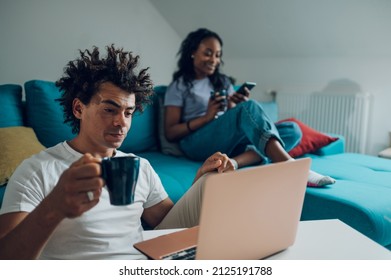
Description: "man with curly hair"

(0, 45), (234, 259)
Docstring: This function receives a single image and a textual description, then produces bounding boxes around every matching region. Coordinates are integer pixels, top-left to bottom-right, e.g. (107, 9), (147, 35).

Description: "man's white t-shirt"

(0, 141), (168, 259)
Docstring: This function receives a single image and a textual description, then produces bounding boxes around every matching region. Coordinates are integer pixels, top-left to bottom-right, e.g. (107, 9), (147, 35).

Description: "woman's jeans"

(179, 100), (302, 162)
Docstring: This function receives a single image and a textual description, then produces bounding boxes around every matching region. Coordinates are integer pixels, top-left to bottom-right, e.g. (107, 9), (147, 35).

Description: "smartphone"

(236, 82), (256, 95)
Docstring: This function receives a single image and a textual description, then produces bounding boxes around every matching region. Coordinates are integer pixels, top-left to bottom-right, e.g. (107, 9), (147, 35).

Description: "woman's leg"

(232, 138), (290, 168)
(275, 121), (302, 152)
(265, 138), (292, 161)
(264, 138), (335, 186)
(232, 138), (335, 186)
(180, 100), (335, 186)
(180, 100), (282, 161)
(232, 150), (261, 168)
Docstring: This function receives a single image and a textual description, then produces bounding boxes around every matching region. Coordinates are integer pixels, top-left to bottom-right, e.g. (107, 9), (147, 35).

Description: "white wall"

(150, 0), (391, 156)
(1, 0), (391, 156)
(0, 0), (180, 86)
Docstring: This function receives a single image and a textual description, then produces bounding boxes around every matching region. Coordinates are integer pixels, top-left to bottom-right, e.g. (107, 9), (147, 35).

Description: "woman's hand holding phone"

(230, 82), (256, 106)
(236, 82), (256, 95)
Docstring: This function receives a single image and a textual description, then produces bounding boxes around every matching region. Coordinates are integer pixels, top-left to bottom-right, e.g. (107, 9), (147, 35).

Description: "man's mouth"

(108, 132), (125, 139)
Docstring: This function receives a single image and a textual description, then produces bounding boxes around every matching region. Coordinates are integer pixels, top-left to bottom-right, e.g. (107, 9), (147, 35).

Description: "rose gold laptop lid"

(134, 158), (310, 260)
(196, 158), (310, 259)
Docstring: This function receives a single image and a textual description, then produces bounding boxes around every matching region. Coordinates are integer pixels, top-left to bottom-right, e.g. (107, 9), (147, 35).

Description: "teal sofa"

(1, 80), (390, 250)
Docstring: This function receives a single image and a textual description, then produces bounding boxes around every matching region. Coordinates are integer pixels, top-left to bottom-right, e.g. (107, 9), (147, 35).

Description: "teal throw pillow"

(0, 84), (24, 127)
(24, 80), (76, 147)
(120, 100), (158, 153)
(154, 85), (185, 157)
(259, 101), (278, 123)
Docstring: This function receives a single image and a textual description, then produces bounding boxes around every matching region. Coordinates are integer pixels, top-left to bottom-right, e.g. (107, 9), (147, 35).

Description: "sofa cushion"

(302, 153), (391, 247)
(155, 86), (185, 157)
(138, 151), (201, 203)
(0, 84), (24, 127)
(0, 126), (45, 185)
(24, 80), (76, 147)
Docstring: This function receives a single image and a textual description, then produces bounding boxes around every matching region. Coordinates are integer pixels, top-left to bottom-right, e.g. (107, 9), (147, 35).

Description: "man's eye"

(125, 111), (133, 118)
(104, 108), (114, 113)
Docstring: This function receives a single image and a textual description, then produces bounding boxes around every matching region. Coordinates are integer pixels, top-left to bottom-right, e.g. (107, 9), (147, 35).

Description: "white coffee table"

(266, 219), (390, 259)
(142, 219), (390, 260)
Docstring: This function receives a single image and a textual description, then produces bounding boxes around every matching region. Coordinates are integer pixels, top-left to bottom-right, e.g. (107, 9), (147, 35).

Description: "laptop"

(134, 158), (311, 260)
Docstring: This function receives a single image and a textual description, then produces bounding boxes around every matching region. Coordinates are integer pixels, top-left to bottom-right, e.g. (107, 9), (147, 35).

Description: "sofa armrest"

(313, 134), (345, 156)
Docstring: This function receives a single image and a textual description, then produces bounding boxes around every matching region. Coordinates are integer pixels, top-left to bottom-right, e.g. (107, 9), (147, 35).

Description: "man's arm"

(142, 198), (174, 229)
(141, 152), (235, 230)
(0, 154), (104, 259)
(0, 202), (64, 259)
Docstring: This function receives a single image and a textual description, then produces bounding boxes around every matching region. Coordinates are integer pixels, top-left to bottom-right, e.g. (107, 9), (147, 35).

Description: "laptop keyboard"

(161, 246), (197, 260)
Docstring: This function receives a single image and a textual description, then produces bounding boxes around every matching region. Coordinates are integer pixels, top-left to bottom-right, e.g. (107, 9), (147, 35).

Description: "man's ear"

(72, 98), (83, 119)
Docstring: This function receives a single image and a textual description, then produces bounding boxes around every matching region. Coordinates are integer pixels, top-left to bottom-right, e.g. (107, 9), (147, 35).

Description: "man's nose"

(113, 113), (126, 127)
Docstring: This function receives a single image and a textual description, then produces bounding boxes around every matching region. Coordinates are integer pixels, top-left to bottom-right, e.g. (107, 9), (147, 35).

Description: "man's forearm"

(0, 198), (64, 259)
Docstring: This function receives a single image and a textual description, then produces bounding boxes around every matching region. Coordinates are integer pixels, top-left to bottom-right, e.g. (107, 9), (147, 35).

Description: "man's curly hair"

(56, 44), (154, 134)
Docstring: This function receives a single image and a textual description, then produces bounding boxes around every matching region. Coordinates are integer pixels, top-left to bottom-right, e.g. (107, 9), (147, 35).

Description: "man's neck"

(67, 138), (116, 158)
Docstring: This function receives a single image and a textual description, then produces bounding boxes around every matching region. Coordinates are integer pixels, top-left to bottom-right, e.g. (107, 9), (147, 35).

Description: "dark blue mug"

(101, 156), (140, 205)
(210, 89), (228, 118)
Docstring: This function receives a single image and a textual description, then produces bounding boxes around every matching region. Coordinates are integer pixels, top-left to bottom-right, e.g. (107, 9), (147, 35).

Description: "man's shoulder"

(9, 142), (74, 186)
(17, 142), (77, 171)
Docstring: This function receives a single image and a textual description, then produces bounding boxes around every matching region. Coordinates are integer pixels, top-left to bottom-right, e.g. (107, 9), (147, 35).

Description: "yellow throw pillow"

(0, 126), (45, 185)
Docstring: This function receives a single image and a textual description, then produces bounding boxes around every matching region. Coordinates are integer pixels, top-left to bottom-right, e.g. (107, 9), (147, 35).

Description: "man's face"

(74, 82), (136, 156)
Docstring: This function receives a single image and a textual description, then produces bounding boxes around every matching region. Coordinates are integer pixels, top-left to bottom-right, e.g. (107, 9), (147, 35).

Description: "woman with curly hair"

(164, 28), (335, 187)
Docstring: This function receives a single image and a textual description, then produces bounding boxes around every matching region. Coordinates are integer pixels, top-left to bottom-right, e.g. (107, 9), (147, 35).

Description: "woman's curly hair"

(56, 44), (154, 134)
(173, 28), (227, 92)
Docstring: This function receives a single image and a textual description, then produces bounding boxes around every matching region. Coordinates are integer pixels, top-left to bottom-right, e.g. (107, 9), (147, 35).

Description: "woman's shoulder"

(220, 74), (233, 86)
(168, 77), (186, 87)
(167, 77), (188, 94)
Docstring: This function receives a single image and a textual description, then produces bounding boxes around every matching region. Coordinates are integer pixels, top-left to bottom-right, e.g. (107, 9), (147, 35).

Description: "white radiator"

(275, 92), (372, 153)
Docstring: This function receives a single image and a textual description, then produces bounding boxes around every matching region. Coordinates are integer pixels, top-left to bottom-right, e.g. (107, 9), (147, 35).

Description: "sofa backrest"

(232, 85), (278, 122)
(1, 81), (279, 154)
(0, 84), (24, 127)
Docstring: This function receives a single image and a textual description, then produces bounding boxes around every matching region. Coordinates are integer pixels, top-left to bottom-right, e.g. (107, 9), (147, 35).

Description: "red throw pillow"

(277, 118), (338, 158)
